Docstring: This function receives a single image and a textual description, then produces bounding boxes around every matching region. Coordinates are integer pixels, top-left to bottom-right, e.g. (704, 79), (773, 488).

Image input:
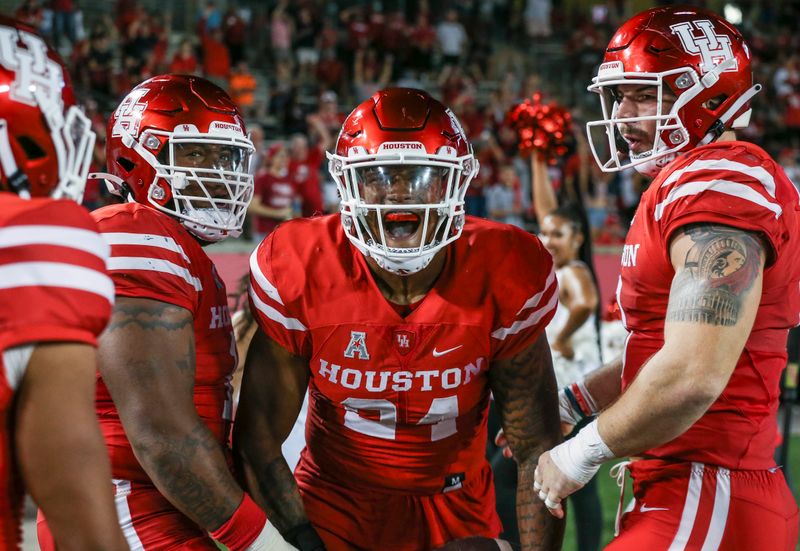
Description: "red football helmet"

(586, 6), (761, 176)
(0, 16), (95, 200)
(328, 88), (479, 274)
(98, 74), (254, 242)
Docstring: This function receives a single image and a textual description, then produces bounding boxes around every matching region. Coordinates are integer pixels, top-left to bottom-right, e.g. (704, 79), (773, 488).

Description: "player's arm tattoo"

(490, 334), (564, 550)
(251, 457), (308, 532)
(100, 297), (242, 530)
(666, 224), (765, 326)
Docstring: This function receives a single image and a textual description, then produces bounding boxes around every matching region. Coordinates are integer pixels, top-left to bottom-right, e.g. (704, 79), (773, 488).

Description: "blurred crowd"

(14, 0), (800, 245)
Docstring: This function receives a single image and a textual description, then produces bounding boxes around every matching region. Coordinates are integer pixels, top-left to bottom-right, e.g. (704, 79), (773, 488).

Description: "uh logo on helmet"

(586, 6), (761, 177)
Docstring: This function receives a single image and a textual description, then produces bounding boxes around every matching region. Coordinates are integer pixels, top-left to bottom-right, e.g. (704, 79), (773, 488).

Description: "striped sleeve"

(490, 234), (558, 360)
(248, 232), (310, 358)
(0, 199), (114, 352)
(654, 151), (788, 254)
(95, 213), (201, 313)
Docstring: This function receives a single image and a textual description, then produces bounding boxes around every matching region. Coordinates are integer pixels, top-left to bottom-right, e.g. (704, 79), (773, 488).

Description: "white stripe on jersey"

(2, 344), (34, 392)
(0, 225), (110, 259)
(491, 286), (558, 341)
(249, 247), (285, 305)
(102, 232), (191, 263)
(249, 285), (307, 331)
(700, 468), (731, 551)
(0, 261), (115, 302)
(516, 268), (556, 315)
(661, 158), (777, 198)
(107, 256), (203, 291)
(654, 179), (783, 221)
(667, 462), (705, 551)
(112, 479), (145, 550)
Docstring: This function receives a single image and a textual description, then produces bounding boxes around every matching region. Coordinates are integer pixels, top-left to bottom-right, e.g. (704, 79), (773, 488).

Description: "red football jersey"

(0, 193), (113, 548)
(93, 203), (236, 482)
(618, 141), (800, 470)
(249, 215), (557, 494)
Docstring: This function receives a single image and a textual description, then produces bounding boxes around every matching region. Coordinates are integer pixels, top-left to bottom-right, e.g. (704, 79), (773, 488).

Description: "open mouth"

(383, 211), (422, 240)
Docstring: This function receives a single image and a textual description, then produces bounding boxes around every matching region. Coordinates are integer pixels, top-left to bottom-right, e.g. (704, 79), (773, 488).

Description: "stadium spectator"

(169, 38), (199, 74)
(436, 9), (468, 67)
(485, 164), (526, 229)
(249, 143), (296, 242)
(229, 60), (258, 118)
(269, 3), (292, 63)
(288, 132), (327, 218)
(202, 28), (231, 86)
(222, 7), (247, 65)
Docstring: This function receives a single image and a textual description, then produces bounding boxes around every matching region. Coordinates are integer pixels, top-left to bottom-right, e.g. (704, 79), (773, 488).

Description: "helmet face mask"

(328, 89), (478, 275)
(103, 75), (254, 242)
(0, 18), (95, 201)
(586, 7), (761, 177)
(587, 66), (693, 177)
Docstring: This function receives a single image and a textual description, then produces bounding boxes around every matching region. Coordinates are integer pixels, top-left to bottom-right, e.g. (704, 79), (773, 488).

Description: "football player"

(533, 6), (800, 550)
(35, 75), (296, 550)
(0, 16), (127, 551)
(235, 88), (565, 550)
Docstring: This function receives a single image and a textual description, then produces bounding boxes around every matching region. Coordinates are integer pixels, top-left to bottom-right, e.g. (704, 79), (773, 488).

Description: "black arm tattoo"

(254, 457), (309, 532)
(666, 224), (764, 326)
(490, 334), (564, 550)
(136, 420), (242, 529)
(101, 298), (242, 531)
(105, 300), (195, 333)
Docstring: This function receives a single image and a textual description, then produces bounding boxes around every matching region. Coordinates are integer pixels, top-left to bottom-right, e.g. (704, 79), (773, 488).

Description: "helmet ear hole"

(115, 156), (136, 174)
(16, 136), (46, 160)
(703, 94), (728, 111)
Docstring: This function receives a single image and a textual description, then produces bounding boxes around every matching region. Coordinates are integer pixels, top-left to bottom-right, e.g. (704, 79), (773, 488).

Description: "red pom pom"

(507, 92), (573, 163)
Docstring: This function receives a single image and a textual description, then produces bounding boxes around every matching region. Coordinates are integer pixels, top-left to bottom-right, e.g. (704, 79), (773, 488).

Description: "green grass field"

(560, 435), (800, 551)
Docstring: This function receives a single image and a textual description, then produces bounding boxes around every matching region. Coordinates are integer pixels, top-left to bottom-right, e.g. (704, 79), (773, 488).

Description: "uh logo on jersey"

(670, 19), (738, 74)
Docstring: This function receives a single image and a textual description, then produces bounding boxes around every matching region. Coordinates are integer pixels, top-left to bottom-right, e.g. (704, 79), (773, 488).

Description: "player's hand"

(551, 336), (574, 359)
(533, 450), (584, 519)
(494, 429), (513, 459)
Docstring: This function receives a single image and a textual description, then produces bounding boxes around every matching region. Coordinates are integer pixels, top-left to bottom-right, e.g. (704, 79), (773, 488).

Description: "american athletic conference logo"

(670, 20), (738, 74)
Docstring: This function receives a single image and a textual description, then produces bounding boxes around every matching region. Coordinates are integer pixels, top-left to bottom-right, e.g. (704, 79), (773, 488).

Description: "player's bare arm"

(580, 356), (622, 412)
(99, 296), (244, 531)
(535, 223), (766, 515)
(490, 334), (564, 550)
(233, 329), (311, 533)
(17, 343), (128, 551)
(599, 223), (765, 456)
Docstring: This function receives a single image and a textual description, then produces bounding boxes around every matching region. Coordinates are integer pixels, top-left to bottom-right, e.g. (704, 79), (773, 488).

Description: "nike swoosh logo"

(432, 345), (463, 357)
(640, 504), (669, 513)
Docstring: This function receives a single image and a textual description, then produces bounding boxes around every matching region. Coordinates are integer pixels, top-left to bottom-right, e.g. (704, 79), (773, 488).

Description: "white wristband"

(245, 520), (299, 551)
(549, 419), (614, 485)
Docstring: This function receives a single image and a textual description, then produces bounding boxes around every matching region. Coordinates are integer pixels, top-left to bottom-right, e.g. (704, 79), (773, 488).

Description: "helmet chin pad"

(369, 247), (436, 275)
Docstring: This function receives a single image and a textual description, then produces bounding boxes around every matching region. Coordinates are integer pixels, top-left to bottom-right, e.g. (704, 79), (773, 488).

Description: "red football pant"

(606, 459), (799, 551)
(296, 462), (503, 551)
(37, 479), (219, 550)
